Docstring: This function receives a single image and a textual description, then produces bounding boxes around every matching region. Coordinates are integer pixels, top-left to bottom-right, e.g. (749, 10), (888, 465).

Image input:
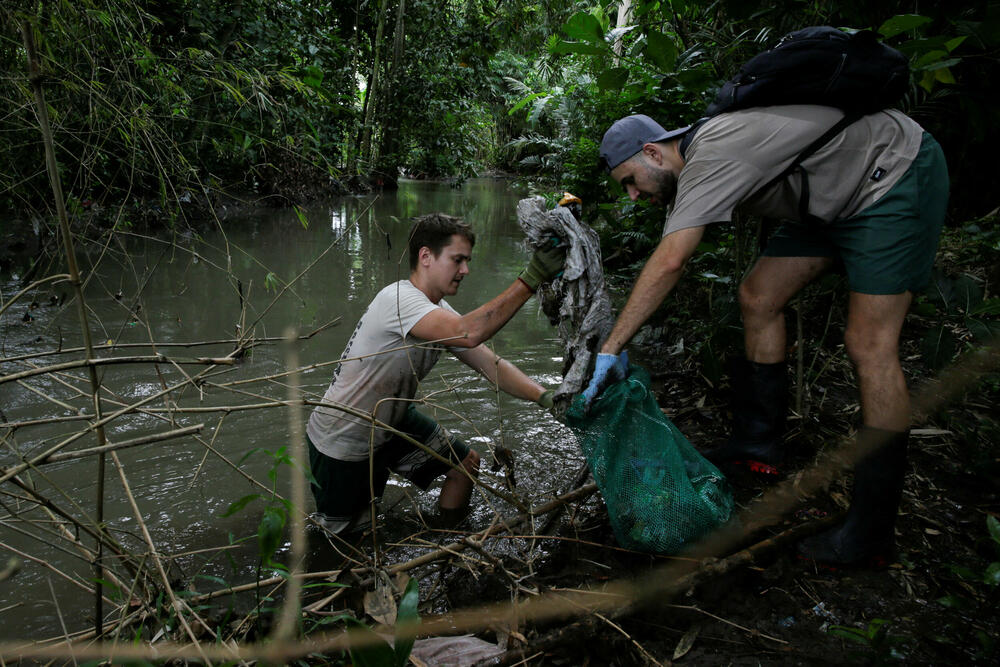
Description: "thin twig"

(0, 354), (235, 386)
(32, 424), (204, 465)
(109, 451), (213, 663)
(46, 577), (78, 667)
(665, 604), (788, 645)
(0, 316), (339, 365)
(0, 274), (71, 320)
(273, 328), (307, 641)
(22, 21), (112, 634)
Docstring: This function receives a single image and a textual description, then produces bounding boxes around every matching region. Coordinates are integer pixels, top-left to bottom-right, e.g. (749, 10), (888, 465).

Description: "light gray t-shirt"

(664, 105), (924, 236)
(306, 280), (459, 461)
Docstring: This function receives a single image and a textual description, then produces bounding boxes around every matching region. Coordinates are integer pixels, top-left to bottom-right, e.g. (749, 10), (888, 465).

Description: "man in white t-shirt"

(307, 213), (565, 534)
(583, 109), (948, 566)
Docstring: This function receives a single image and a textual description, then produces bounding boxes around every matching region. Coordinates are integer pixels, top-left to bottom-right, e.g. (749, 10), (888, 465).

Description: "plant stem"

(22, 21), (111, 637)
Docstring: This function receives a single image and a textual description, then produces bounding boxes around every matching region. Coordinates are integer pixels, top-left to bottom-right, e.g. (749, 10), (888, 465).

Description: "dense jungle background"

(2, 0), (999, 665)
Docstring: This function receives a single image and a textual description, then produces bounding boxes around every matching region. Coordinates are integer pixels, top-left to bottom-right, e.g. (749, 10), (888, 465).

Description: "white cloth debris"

(516, 197), (614, 405)
(409, 634), (504, 665)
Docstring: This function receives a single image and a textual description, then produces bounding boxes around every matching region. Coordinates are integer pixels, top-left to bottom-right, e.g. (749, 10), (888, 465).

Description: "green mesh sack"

(566, 366), (734, 554)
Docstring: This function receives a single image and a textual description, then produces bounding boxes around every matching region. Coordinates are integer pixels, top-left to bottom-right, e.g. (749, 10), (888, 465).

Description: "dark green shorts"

(763, 133), (949, 294)
(308, 405), (471, 524)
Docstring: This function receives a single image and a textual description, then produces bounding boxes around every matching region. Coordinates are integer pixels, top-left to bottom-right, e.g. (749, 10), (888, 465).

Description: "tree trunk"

(358, 0), (389, 173)
(613, 0), (633, 65)
(373, 0), (407, 184)
(346, 0), (363, 175)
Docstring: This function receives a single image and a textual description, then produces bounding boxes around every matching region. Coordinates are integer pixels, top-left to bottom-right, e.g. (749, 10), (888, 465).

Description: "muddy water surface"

(0, 178), (581, 638)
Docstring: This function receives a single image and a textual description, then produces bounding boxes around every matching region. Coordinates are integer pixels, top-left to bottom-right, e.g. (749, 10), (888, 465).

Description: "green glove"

(520, 240), (566, 292)
(536, 389), (555, 409)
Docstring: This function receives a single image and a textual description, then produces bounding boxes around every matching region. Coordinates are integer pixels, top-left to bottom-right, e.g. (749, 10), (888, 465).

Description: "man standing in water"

(307, 213), (566, 534)
(584, 109), (948, 565)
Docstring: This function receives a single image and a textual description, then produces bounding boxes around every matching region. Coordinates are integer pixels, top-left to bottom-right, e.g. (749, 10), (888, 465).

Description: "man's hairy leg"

(740, 256), (833, 362)
(439, 449), (480, 510)
(844, 292), (913, 431)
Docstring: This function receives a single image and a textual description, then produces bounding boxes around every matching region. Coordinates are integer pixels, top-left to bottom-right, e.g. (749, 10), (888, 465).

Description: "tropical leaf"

(967, 317), (1000, 342)
(222, 494), (260, 517)
(597, 67), (628, 91)
(608, 25), (639, 43)
(936, 594), (972, 609)
(952, 274), (984, 312)
(827, 625), (871, 645)
(394, 578), (421, 665)
(878, 14), (932, 39)
(528, 94), (551, 125)
(564, 12), (604, 43)
(549, 40), (605, 56)
(927, 270), (958, 313)
(920, 325), (957, 370)
(645, 31), (678, 72)
(508, 91), (547, 115)
(346, 620), (397, 667)
(988, 515), (1000, 545)
(257, 506), (286, 562)
(944, 36), (968, 52)
(302, 65), (323, 89)
(502, 76), (532, 96)
(293, 205), (309, 229)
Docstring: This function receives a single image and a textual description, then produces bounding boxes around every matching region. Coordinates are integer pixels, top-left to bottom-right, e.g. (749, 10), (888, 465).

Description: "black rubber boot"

(797, 427), (908, 566)
(703, 357), (788, 476)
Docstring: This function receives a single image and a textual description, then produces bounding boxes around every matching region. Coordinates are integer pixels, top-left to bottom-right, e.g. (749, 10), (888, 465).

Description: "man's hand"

(536, 389), (555, 409)
(520, 239), (566, 292)
(491, 444), (515, 471)
(582, 351), (629, 409)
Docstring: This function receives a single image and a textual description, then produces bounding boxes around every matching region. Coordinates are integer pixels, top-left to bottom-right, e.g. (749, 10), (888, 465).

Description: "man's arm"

(410, 241), (565, 348)
(453, 344), (546, 402)
(600, 225), (706, 354)
(409, 280), (534, 349)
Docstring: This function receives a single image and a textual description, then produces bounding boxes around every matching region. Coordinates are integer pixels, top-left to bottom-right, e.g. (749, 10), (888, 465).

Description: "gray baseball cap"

(599, 114), (690, 171)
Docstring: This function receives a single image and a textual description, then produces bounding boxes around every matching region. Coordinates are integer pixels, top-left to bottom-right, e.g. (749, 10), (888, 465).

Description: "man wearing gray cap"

(583, 108), (948, 566)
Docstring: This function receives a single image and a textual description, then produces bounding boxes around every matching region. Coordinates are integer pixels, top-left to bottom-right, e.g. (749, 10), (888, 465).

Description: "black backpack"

(680, 26), (911, 223)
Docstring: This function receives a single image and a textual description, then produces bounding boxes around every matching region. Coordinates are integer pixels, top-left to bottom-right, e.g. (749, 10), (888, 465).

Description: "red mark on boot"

(732, 459), (780, 476)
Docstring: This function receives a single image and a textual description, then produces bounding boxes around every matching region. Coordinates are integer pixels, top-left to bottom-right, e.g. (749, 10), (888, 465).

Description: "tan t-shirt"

(306, 280), (458, 461)
(663, 105), (924, 236)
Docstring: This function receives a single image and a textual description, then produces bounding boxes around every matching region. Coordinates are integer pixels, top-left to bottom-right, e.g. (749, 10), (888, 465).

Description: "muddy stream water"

(0, 178), (582, 639)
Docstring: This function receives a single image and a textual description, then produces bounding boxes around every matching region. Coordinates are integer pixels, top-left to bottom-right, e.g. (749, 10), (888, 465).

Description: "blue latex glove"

(582, 351), (629, 409)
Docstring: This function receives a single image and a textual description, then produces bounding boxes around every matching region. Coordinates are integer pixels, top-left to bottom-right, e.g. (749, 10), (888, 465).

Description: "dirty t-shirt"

(663, 105), (924, 236)
(306, 280), (458, 461)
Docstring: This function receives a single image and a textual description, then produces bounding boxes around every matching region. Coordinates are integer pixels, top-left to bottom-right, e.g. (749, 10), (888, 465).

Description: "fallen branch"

(477, 515), (835, 666)
(0, 316), (341, 365)
(0, 355), (235, 386)
(20, 424), (204, 466)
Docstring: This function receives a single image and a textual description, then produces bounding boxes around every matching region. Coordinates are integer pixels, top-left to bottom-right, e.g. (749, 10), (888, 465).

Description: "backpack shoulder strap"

(761, 111), (863, 224)
(678, 117), (709, 160)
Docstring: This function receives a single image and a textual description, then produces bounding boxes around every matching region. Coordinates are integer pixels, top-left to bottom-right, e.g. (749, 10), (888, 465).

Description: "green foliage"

(916, 221), (1000, 370)
(348, 578), (421, 667)
(2, 0), (997, 233)
(827, 618), (907, 661)
(942, 516), (1000, 595)
(1, 0), (361, 220)
(931, 517), (1000, 660)
(223, 445), (307, 567)
(511, 0), (1000, 229)
(257, 505), (286, 565)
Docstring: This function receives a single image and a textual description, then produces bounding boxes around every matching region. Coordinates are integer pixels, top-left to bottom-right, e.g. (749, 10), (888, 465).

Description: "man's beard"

(652, 168), (677, 204)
